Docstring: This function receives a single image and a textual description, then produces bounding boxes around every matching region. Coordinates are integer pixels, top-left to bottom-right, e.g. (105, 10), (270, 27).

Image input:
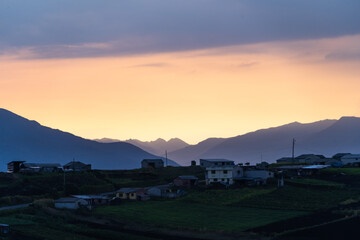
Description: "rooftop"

(200, 158), (234, 162)
(177, 175), (198, 180)
(116, 188), (143, 193)
(72, 195), (110, 200)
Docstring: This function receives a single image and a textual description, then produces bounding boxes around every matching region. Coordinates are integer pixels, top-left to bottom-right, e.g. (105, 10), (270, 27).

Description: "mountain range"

(94, 138), (189, 156)
(167, 117), (360, 165)
(0, 108), (178, 171)
(2, 107), (360, 170)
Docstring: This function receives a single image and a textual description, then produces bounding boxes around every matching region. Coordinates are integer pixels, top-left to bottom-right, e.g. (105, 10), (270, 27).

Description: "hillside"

(0, 108), (178, 170)
(168, 118), (360, 165)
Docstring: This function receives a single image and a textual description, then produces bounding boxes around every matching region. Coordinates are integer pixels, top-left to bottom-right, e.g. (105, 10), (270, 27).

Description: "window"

(215, 162), (218, 165)
(222, 162), (225, 166)
(269, 172), (272, 176)
(223, 170), (228, 174)
(213, 178), (218, 182)
(221, 179), (225, 181)
(211, 170), (216, 174)
(237, 170), (241, 174)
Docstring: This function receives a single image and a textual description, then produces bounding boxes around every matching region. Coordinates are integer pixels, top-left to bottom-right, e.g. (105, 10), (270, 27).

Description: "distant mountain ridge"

(94, 138), (189, 156)
(169, 118), (360, 165)
(0, 108), (178, 171)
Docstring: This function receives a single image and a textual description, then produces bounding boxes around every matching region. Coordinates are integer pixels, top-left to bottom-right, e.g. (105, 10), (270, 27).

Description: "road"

(0, 203), (31, 211)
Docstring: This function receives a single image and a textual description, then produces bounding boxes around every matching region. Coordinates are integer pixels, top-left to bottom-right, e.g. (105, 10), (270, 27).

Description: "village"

(4, 152), (360, 211)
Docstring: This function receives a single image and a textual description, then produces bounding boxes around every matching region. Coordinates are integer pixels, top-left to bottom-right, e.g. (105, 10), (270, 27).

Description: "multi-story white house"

(205, 165), (243, 185)
(205, 165), (274, 185)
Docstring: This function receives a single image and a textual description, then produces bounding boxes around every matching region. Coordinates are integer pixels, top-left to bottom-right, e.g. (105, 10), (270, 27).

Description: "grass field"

(236, 185), (360, 211)
(321, 168), (360, 176)
(285, 178), (345, 188)
(94, 201), (306, 232)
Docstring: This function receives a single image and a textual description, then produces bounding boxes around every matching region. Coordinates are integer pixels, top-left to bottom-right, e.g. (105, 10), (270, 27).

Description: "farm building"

(63, 161), (91, 172)
(54, 197), (89, 210)
(116, 188), (150, 201)
(141, 159), (164, 169)
(200, 159), (235, 168)
(173, 176), (198, 187)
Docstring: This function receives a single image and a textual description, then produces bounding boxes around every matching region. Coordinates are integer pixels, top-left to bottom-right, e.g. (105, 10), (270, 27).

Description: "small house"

(173, 176), (198, 187)
(54, 197), (89, 210)
(116, 188), (150, 201)
(63, 161), (91, 172)
(141, 159), (164, 169)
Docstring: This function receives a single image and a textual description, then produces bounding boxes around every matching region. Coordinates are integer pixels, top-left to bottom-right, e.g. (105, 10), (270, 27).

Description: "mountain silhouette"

(0, 108), (178, 171)
(168, 118), (360, 165)
(94, 138), (189, 156)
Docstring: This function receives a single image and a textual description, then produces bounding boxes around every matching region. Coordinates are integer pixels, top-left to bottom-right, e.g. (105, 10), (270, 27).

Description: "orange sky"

(1, 35), (360, 144)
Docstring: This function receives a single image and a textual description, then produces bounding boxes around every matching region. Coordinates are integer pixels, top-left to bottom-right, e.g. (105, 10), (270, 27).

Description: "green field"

(285, 178), (345, 188)
(94, 201), (306, 232)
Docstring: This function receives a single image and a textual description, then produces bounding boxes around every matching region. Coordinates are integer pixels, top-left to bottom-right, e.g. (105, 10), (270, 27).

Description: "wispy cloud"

(237, 62), (259, 68)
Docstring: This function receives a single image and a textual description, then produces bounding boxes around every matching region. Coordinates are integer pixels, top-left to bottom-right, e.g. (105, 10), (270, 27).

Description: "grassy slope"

(0, 208), (158, 240)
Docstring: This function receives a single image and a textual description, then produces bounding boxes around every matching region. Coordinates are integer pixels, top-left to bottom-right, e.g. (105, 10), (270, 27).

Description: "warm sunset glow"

(1, 35), (360, 144)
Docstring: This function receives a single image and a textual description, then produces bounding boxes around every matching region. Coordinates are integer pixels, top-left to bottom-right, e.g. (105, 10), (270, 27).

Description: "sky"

(1, 0), (360, 144)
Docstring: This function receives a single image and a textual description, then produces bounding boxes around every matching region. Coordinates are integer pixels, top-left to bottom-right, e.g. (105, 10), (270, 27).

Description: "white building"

(341, 154), (360, 165)
(205, 165), (274, 185)
(205, 165), (243, 185)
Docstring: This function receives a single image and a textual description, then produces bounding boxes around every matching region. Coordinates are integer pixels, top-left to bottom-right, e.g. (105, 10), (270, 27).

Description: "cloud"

(237, 62), (259, 68)
(1, 0), (360, 59)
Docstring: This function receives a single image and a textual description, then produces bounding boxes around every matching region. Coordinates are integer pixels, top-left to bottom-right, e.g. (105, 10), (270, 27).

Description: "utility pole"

(292, 138), (296, 161)
(165, 150), (168, 167)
